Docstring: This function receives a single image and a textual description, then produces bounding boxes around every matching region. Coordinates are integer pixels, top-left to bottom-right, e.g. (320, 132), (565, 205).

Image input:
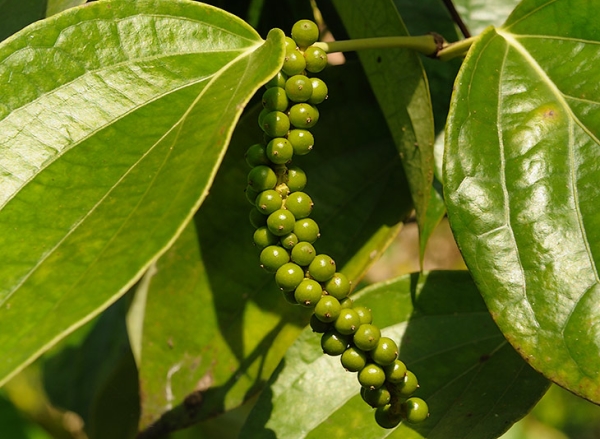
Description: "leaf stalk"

(313, 34), (441, 57)
(314, 34), (476, 61)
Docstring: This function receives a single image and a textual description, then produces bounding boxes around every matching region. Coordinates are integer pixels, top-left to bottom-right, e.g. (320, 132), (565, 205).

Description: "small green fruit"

(287, 129), (314, 155)
(353, 324), (381, 351)
(308, 77), (328, 104)
(266, 137), (294, 164)
(285, 191), (313, 219)
(374, 405), (402, 429)
(247, 165), (277, 191)
(384, 359), (407, 384)
(290, 241), (316, 266)
(279, 232), (299, 250)
(371, 337), (399, 366)
(304, 45), (328, 73)
(288, 103), (319, 129)
(293, 218), (320, 243)
(334, 308), (361, 335)
(262, 86), (289, 112)
(245, 143), (270, 167)
(358, 363), (386, 389)
(282, 48), (306, 76)
(255, 189), (283, 215)
(291, 19), (319, 48)
(321, 329), (351, 356)
(261, 110), (290, 137)
(275, 262), (305, 292)
(323, 272), (351, 300)
(285, 74), (313, 103)
(259, 245), (290, 272)
(402, 397), (429, 424)
(294, 278), (322, 307)
(396, 370), (419, 397)
(265, 71), (288, 89)
(286, 165), (307, 192)
(308, 254), (336, 282)
(340, 346), (368, 372)
(253, 226), (278, 249)
(267, 209), (296, 236)
(314, 295), (341, 323)
(353, 305), (373, 325)
(361, 386), (391, 408)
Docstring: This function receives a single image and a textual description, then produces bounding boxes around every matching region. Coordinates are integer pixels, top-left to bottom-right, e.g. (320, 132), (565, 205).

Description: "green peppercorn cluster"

(246, 19), (429, 429)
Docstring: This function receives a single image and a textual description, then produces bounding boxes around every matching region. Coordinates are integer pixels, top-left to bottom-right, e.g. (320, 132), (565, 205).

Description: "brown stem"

(442, 0), (471, 38)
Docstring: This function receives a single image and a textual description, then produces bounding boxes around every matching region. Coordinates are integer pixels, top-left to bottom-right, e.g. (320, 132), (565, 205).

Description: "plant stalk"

(437, 36), (476, 61)
(313, 34), (441, 57)
(313, 34), (475, 61)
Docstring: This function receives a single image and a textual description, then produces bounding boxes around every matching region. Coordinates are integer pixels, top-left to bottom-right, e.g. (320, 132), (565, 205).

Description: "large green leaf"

(331, 0), (435, 239)
(136, 62), (413, 433)
(444, 0), (600, 403)
(453, 0), (522, 37)
(0, 0), (285, 387)
(240, 271), (549, 438)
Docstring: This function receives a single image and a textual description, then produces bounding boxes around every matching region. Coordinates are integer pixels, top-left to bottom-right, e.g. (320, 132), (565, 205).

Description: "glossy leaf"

(331, 0), (436, 239)
(453, 0), (521, 36)
(419, 184), (446, 265)
(393, 0), (460, 262)
(0, 0), (285, 387)
(445, 0), (600, 403)
(394, 0), (461, 133)
(240, 271), (549, 438)
(136, 62), (413, 432)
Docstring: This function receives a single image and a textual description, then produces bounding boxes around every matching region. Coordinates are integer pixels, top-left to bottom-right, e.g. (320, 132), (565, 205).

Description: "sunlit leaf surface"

(0, 0), (284, 387)
(445, 0), (600, 403)
(241, 271), (548, 438)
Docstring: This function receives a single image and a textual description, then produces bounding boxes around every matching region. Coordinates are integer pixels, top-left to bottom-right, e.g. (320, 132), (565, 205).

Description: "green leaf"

(240, 271), (549, 438)
(419, 184), (446, 265)
(136, 62), (413, 432)
(393, 0), (461, 134)
(444, 0), (600, 403)
(393, 0), (460, 261)
(0, 0), (46, 41)
(453, 0), (522, 36)
(331, 0), (435, 240)
(0, 0), (285, 387)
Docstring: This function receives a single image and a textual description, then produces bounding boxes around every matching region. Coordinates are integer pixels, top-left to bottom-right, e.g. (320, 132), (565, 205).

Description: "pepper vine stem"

(313, 33), (475, 61)
(313, 34), (441, 57)
(436, 36), (476, 61)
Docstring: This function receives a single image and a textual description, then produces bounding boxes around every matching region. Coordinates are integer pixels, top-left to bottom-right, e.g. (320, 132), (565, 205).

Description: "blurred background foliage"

(1, 0), (599, 438)
(3, 220), (600, 438)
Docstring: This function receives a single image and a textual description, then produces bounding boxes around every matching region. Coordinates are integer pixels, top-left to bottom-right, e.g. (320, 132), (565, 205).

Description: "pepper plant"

(0, 0), (599, 438)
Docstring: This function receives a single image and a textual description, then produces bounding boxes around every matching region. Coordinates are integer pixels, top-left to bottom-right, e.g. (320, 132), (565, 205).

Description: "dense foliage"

(0, 0), (599, 438)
